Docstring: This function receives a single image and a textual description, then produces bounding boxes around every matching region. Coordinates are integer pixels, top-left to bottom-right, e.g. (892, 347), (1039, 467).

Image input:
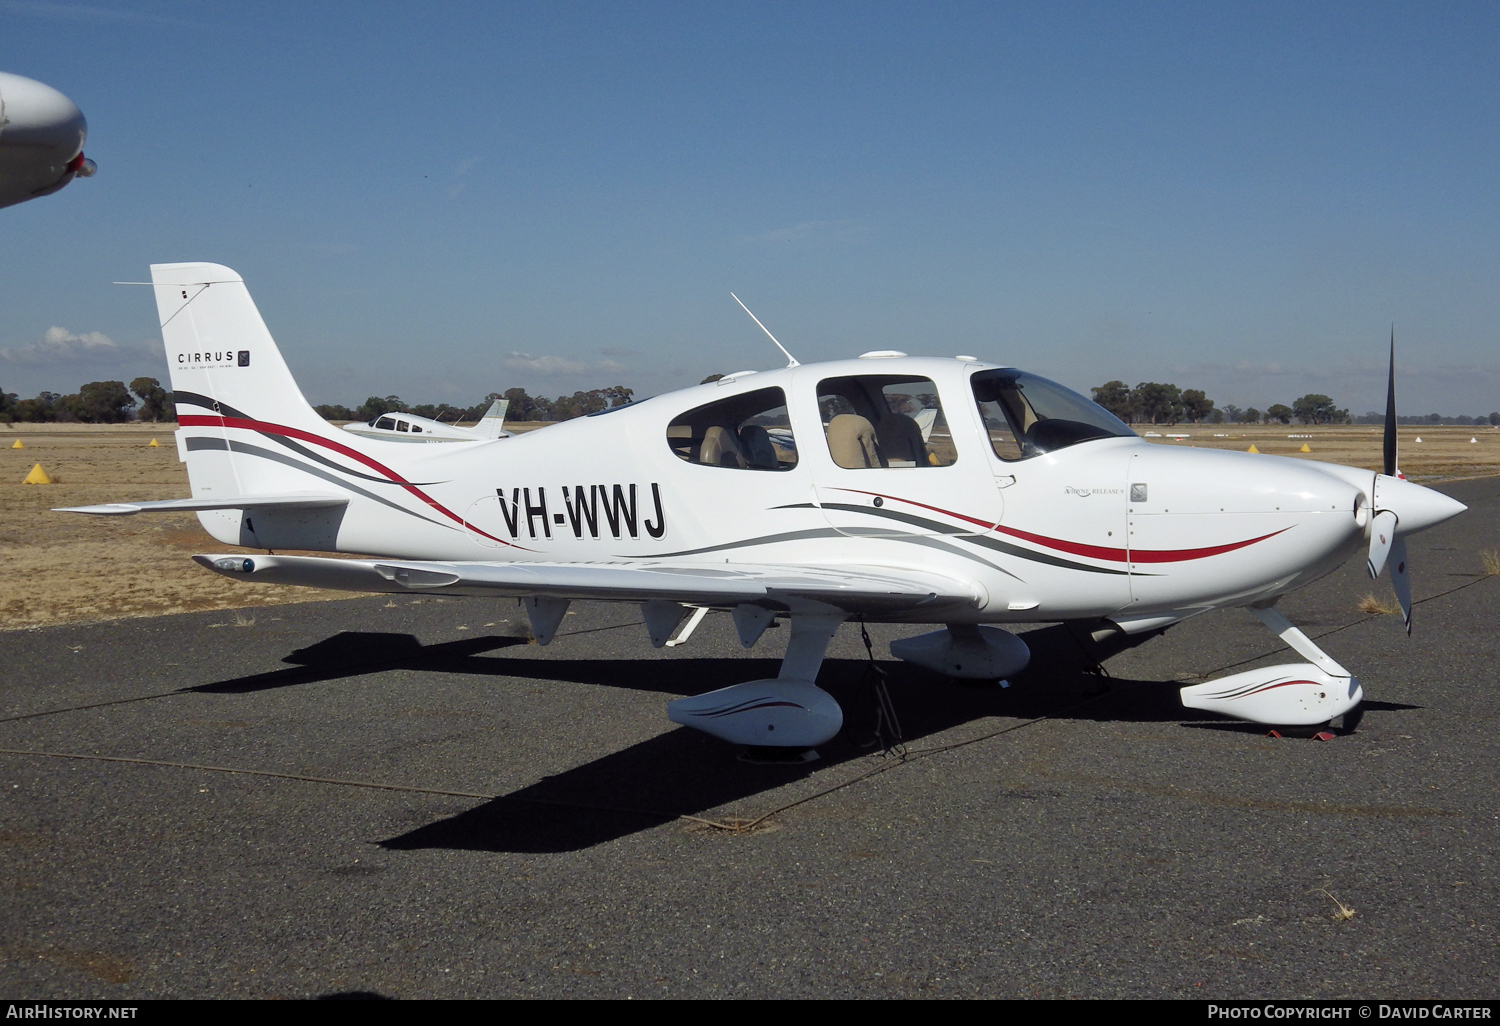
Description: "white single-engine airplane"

(340, 399), (511, 444)
(61, 264), (1465, 753)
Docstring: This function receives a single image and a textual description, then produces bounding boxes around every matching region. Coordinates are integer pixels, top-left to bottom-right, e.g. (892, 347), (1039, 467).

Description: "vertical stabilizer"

(150, 263), (352, 541)
(476, 397), (510, 439)
(152, 263), (326, 434)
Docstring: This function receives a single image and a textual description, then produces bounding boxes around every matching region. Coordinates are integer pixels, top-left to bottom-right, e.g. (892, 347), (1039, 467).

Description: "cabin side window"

(815, 375), (956, 469)
(666, 387), (797, 470)
(375, 417), (396, 430)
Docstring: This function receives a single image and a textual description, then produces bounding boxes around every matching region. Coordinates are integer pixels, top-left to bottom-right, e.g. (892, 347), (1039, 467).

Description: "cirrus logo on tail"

(177, 350), (249, 367)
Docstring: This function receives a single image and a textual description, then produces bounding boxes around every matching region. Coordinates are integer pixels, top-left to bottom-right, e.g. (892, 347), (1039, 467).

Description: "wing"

(192, 553), (984, 616)
(55, 494), (349, 515)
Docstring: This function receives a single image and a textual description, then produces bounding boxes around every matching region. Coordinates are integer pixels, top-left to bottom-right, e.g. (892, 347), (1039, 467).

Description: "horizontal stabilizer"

(191, 553), (983, 613)
(56, 494), (349, 516)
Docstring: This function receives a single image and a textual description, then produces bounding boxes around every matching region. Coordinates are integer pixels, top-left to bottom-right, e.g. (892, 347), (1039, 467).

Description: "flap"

(193, 553), (985, 614)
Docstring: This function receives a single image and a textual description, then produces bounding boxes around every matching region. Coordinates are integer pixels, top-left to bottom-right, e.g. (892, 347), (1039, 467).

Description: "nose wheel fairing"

(1180, 606), (1363, 727)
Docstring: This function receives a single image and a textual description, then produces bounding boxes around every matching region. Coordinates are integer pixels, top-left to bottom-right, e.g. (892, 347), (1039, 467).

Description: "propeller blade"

(1390, 536), (1412, 634)
(1383, 328), (1398, 477)
(1367, 509), (1398, 578)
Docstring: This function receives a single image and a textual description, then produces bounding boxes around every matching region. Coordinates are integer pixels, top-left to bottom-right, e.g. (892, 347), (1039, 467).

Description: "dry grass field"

(3, 421), (1496, 631)
(1138, 422), (1500, 482)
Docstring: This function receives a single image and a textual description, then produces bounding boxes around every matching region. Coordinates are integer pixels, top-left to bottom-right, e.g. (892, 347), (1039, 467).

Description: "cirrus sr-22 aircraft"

(61, 263), (1465, 755)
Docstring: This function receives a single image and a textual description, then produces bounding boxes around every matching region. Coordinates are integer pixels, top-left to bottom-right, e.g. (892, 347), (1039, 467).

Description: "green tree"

(1291, 394), (1345, 425)
(1181, 388), (1215, 423)
(67, 381), (136, 423)
(355, 395), (405, 421)
(14, 392), (61, 422)
(1090, 380), (1133, 421)
(1241, 407), (1262, 424)
(1490, 412), (1500, 426)
(1132, 382), (1184, 424)
(130, 377), (173, 422)
(1265, 403), (1294, 425)
(314, 404), (356, 421)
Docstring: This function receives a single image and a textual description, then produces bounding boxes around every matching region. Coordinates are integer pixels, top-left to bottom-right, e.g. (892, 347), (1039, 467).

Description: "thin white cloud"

(1, 326), (119, 366)
(0, 0), (187, 25)
(502, 352), (595, 376)
(0, 327), (164, 370)
(742, 219), (863, 245)
(500, 350), (631, 379)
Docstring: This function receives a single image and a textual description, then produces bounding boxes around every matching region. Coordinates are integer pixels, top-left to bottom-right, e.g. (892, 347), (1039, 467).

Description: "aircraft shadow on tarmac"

(176, 625), (1424, 853)
(372, 623), (1251, 855)
(186, 631), (531, 694)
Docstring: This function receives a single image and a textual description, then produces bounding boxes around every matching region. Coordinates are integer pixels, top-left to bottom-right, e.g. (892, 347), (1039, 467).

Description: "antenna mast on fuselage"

(730, 293), (800, 368)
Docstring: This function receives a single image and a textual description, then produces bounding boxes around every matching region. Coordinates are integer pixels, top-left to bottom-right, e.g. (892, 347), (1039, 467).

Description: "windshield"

(971, 369), (1136, 460)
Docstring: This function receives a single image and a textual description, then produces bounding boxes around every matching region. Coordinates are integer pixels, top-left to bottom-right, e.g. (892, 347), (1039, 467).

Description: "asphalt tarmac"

(1, 478), (1497, 999)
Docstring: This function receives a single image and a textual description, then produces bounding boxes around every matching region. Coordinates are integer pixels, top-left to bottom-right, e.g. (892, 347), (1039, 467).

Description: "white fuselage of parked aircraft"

(60, 264), (1465, 752)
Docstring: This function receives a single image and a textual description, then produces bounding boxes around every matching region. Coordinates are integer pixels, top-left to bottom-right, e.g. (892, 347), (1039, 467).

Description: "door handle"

(995, 475), (1017, 489)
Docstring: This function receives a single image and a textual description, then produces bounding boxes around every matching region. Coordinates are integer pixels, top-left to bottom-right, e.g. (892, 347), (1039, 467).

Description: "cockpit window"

(816, 375), (955, 468)
(666, 386), (797, 470)
(375, 417), (396, 430)
(971, 369), (1136, 461)
(396, 419), (410, 432)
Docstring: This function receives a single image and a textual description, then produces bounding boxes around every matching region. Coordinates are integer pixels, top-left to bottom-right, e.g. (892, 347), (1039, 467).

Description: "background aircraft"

(0, 72), (94, 211)
(60, 264), (1465, 757)
(340, 399), (511, 443)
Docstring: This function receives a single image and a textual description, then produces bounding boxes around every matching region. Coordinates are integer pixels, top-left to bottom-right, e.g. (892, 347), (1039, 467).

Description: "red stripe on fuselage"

(832, 488), (1286, 564)
(178, 414), (517, 547)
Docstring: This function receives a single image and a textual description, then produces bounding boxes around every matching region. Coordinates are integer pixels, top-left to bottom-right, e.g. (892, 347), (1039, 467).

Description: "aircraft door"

(807, 371), (1003, 542)
(969, 368), (1133, 616)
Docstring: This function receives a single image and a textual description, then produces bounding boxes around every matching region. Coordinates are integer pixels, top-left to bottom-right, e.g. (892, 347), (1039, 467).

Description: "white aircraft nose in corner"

(0, 71), (95, 210)
(56, 268), (1468, 756)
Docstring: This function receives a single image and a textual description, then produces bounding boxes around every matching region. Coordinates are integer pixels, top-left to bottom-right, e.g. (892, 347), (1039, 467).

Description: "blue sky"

(2, 0), (1498, 416)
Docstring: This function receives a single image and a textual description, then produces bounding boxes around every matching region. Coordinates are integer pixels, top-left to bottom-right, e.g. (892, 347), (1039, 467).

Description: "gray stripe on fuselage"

(620, 526), (1022, 579)
(184, 437), (456, 531)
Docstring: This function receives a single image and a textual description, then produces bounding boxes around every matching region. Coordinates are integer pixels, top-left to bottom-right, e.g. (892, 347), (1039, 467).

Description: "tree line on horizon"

(4, 376), (1498, 428)
(1090, 380), (1500, 427)
(312, 385), (636, 424)
(0, 378), (172, 424)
